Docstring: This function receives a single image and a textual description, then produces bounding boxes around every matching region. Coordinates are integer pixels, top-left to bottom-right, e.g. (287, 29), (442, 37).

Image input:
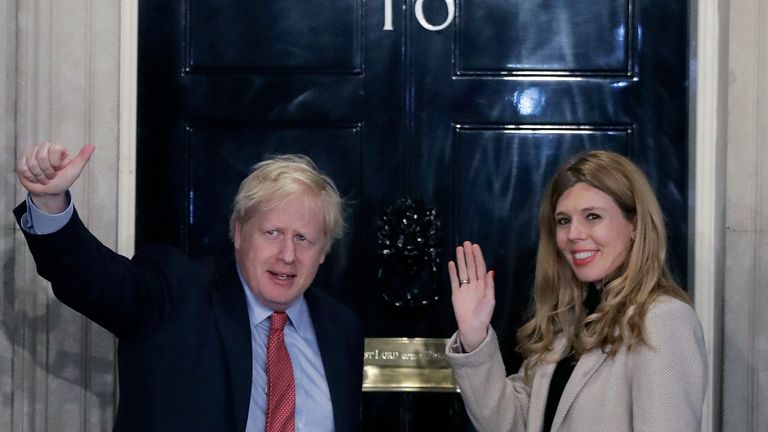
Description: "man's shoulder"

(306, 288), (355, 313)
(305, 289), (362, 333)
(133, 244), (220, 270)
(127, 245), (223, 303)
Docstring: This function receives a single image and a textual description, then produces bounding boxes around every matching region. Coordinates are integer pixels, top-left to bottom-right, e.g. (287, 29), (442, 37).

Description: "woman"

(446, 151), (707, 432)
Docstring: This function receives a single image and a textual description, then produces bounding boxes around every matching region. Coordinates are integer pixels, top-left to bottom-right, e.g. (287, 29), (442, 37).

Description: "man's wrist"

(29, 193), (69, 215)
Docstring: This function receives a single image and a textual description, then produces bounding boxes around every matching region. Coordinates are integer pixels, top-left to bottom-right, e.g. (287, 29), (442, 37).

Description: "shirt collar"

(236, 265), (312, 336)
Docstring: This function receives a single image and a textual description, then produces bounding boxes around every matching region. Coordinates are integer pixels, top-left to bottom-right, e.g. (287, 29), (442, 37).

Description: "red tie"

(265, 312), (295, 432)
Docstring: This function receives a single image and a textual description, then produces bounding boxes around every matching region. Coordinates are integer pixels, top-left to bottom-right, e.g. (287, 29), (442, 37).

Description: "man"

(14, 142), (364, 431)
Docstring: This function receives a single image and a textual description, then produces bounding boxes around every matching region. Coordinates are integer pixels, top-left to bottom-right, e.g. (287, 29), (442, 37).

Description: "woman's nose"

(567, 219), (587, 240)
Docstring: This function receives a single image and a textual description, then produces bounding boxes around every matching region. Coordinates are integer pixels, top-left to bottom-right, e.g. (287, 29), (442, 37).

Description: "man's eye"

(296, 234), (315, 245)
(265, 230), (279, 237)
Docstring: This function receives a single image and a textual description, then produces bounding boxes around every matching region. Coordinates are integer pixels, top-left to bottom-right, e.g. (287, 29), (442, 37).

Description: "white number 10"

(383, 0), (456, 32)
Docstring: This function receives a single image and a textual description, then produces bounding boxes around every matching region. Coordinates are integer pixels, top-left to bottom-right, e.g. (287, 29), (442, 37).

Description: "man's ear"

(233, 221), (242, 249)
(319, 236), (331, 263)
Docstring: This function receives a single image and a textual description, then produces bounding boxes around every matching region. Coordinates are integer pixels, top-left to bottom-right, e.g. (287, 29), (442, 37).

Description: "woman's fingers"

(463, 241), (478, 282)
(485, 270), (495, 302)
(455, 244), (468, 283)
(448, 260), (460, 291)
(453, 241), (491, 285)
(472, 243), (486, 280)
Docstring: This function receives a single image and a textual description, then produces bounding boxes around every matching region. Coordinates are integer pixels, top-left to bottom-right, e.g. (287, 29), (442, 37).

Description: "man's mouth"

(268, 270), (296, 281)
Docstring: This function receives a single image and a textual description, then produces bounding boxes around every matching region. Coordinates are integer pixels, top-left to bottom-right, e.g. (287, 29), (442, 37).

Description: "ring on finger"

(459, 278), (470, 285)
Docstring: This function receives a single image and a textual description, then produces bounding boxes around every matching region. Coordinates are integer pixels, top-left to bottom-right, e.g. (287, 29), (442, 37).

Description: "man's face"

(234, 192), (328, 311)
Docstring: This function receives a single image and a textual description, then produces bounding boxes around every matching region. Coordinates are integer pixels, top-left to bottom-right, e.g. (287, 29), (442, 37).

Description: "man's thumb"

(67, 144), (96, 172)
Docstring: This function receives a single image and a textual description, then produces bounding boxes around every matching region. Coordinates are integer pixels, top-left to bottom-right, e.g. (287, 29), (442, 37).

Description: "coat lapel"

(550, 345), (608, 432)
(527, 336), (566, 432)
(210, 257), (252, 432)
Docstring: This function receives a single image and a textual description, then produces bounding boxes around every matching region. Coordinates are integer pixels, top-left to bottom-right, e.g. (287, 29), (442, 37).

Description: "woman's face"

(554, 182), (635, 285)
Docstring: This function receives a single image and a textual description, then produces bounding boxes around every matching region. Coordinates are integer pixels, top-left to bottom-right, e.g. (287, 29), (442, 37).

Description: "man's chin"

(264, 292), (301, 310)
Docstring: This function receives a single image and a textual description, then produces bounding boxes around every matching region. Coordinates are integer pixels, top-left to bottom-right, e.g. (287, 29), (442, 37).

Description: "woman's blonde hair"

(229, 154), (344, 253)
(517, 150), (689, 376)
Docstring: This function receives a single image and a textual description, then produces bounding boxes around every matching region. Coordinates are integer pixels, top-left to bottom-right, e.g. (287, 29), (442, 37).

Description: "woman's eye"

(555, 217), (570, 226)
(586, 213), (602, 221)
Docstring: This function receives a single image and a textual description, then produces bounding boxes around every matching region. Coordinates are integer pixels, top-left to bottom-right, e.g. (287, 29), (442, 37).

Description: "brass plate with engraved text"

(363, 338), (458, 392)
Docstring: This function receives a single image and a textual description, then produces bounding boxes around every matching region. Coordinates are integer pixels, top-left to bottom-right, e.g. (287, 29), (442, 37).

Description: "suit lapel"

(305, 289), (348, 432)
(550, 346), (608, 432)
(211, 257), (252, 432)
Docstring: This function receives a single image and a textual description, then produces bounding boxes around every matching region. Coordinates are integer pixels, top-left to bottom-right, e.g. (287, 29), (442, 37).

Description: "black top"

(542, 284), (601, 432)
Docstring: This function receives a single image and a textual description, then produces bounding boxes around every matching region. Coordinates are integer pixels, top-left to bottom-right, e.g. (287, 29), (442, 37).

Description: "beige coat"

(446, 296), (707, 432)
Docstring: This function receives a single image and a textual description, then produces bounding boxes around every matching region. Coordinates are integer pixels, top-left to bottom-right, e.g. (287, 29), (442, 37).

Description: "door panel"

(138, 0), (688, 429)
(459, 0), (630, 72)
(189, 0), (360, 71)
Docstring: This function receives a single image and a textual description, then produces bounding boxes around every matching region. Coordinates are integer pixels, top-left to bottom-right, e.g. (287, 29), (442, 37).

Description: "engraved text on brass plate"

(363, 338), (458, 392)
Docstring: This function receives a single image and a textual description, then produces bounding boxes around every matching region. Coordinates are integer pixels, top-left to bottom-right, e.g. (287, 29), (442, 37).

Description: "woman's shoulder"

(646, 294), (697, 320)
(644, 294), (704, 342)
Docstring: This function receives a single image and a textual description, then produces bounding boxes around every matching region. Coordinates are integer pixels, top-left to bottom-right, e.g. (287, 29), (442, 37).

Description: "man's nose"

(278, 236), (296, 263)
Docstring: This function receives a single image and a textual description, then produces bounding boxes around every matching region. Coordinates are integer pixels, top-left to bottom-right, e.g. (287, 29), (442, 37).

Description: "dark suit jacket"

(15, 202), (364, 431)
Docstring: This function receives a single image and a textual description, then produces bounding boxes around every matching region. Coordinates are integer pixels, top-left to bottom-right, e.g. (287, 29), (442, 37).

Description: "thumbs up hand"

(16, 142), (95, 213)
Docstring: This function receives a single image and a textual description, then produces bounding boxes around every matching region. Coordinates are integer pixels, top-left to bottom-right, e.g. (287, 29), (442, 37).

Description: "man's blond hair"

(229, 154), (344, 252)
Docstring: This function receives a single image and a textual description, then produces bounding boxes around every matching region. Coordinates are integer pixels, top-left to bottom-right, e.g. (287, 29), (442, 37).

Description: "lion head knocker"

(376, 197), (442, 307)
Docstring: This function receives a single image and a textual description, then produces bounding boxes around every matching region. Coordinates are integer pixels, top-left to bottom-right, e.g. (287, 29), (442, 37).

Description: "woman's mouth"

(572, 250), (598, 266)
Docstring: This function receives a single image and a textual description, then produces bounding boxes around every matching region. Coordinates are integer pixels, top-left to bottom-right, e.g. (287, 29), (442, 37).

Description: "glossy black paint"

(138, 0), (688, 429)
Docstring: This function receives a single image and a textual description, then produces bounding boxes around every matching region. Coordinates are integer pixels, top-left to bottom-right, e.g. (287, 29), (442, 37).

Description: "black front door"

(138, 0), (688, 429)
